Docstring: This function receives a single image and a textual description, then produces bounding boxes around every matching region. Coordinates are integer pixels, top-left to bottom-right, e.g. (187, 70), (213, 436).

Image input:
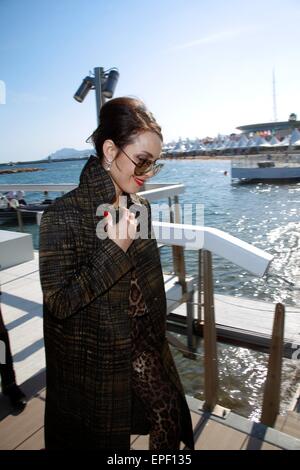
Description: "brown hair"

(87, 96), (163, 159)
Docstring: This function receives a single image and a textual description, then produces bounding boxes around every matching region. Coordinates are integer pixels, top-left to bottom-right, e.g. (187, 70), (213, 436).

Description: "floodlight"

(73, 76), (94, 103)
(102, 69), (119, 99)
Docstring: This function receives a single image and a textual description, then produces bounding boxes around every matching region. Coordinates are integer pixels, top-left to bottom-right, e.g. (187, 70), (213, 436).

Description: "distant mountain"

(46, 147), (93, 160)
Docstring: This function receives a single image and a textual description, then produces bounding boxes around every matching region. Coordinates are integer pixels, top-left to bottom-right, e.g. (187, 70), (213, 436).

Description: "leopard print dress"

(128, 270), (181, 450)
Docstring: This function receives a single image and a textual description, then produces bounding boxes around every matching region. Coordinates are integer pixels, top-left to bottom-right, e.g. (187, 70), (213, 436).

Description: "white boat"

(231, 153), (300, 182)
(0, 191), (52, 223)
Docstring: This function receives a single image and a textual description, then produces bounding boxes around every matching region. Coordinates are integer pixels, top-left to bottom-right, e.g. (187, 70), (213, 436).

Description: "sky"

(0, 0), (300, 163)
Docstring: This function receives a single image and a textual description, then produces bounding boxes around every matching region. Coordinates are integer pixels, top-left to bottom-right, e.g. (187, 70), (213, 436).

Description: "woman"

(39, 97), (194, 450)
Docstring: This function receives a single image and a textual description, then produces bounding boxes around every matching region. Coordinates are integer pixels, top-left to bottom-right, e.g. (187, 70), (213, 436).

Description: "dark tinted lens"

(151, 163), (164, 176)
(136, 159), (151, 169)
(135, 160), (152, 175)
(134, 162), (164, 176)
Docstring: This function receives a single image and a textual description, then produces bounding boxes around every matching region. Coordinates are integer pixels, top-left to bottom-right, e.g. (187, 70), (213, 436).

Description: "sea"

(1, 157), (300, 421)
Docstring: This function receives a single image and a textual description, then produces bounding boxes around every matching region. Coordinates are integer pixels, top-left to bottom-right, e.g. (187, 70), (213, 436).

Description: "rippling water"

(171, 338), (300, 421)
(1, 158), (300, 419)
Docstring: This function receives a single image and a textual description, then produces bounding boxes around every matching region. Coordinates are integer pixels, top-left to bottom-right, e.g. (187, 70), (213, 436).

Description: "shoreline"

(162, 155), (232, 160)
(1, 151), (298, 166)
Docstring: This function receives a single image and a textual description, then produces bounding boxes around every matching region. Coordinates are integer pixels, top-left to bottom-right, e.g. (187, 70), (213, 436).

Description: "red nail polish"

(104, 211), (109, 217)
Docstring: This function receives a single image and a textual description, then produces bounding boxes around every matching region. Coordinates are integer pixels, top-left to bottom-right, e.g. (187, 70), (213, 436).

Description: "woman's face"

(103, 131), (162, 195)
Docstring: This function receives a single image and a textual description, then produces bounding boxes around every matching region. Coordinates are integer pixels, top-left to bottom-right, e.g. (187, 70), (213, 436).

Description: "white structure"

(0, 230), (34, 269)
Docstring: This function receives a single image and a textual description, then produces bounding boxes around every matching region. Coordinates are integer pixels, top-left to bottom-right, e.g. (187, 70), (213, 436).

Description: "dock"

(1, 252), (300, 450)
(168, 291), (300, 358)
(1, 382), (300, 450)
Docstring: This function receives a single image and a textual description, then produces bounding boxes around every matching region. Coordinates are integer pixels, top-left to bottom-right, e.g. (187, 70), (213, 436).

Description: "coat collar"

(79, 155), (116, 207)
(77, 154), (142, 212)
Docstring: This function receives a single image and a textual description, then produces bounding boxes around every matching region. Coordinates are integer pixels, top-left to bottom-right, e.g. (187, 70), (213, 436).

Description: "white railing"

(0, 181), (272, 275)
(153, 221), (272, 276)
(0, 182), (184, 200)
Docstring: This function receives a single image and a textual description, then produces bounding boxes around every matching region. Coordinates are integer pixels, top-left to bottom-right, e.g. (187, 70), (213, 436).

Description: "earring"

(104, 158), (112, 171)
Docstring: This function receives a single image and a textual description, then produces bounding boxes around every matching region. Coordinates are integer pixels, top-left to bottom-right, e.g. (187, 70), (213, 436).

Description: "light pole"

(74, 67), (119, 125)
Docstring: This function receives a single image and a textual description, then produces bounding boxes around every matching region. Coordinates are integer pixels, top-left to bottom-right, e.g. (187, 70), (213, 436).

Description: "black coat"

(39, 155), (194, 449)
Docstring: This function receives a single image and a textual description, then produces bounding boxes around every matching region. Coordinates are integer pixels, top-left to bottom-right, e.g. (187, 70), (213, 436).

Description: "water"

(171, 339), (300, 421)
(1, 158), (300, 419)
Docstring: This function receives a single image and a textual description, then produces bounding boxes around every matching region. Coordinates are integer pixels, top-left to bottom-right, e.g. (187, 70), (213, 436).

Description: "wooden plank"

(130, 434), (139, 444)
(15, 427), (44, 450)
(132, 411), (201, 450)
(194, 419), (247, 450)
(279, 412), (300, 439)
(131, 435), (149, 450)
(241, 436), (282, 450)
(171, 291), (300, 342)
(169, 294), (300, 358)
(0, 396), (44, 450)
(274, 414), (287, 432)
(180, 411), (204, 449)
(287, 410), (300, 421)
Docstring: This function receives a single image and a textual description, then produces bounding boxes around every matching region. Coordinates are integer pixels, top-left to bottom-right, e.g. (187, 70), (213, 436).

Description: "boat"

(0, 192), (51, 223)
(0, 203), (51, 223)
(231, 153), (300, 183)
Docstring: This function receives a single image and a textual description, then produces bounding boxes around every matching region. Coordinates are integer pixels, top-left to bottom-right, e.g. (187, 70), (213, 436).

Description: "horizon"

(1, 0), (300, 163)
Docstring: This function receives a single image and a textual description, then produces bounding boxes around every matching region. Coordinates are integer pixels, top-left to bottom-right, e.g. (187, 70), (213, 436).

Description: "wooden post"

(202, 249), (218, 411)
(260, 303), (285, 427)
(186, 289), (196, 351)
(197, 249), (202, 323)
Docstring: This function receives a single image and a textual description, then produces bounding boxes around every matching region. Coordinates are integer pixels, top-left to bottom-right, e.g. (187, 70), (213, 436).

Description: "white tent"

(255, 136), (270, 147)
(225, 139), (236, 149)
(247, 136), (269, 148)
(235, 136), (249, 148)
(290, 128), (300, 144)
(173, 142), (187, 153)
(274, 135), (290, 147)
(268, 136), (280, 146)
(189, 141), (206, 152)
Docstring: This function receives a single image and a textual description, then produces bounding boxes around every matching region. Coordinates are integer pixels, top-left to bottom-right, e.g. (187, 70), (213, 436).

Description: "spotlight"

(102, 69), (120, 99)
(73, 76), (94, 103)
(73, 66), (119, 125)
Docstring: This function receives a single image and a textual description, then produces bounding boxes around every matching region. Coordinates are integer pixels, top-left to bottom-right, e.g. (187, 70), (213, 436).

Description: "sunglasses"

(118, 147), (164, 176)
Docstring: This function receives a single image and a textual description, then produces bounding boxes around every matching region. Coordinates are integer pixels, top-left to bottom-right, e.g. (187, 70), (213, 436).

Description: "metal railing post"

(197, 249), (202, 322)
(173, 195), (187, 294)
(168, 196), (177, 273)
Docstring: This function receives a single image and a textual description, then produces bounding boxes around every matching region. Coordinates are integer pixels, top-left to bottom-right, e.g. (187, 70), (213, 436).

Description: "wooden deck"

(1, 253), (300, 450)
(1, 378), (300, 450)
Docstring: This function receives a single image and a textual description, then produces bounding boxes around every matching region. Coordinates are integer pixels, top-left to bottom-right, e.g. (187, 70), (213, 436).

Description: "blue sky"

(0, 0), (300, 162)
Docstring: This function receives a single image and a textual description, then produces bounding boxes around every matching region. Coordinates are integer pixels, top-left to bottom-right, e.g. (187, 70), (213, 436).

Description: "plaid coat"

(39, 155), (194, 449)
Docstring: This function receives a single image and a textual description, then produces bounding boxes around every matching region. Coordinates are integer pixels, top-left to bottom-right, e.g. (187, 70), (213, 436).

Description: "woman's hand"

(105, 208), (137, 252)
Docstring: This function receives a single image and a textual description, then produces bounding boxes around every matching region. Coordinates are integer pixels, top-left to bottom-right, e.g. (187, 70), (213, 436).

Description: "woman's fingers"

(128, 212), (137, 239)
(106, 212), (113, 225)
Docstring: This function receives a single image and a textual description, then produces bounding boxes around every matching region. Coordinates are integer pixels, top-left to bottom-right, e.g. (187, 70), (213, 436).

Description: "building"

(237, 113), (300, 140)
